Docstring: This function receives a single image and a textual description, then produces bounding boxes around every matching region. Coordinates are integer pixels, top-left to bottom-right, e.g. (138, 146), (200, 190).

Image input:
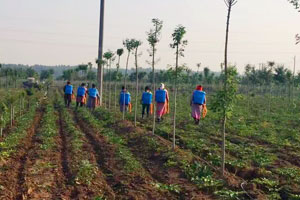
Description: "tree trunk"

(292, 56), (296, 112)
(221, 114), (226, 176)
(103, 66), (106, 108)
(134, 47), (139, 127)
(97, 0), (105, 106)
(172, 45), (179, 150)
(114, 82), (117, 111)
(115, 56), (121, 111)
(152, 46), (156, 135)
(109, 59), (112, 110)
(222, 1), (232, 176)
(19, 97), (22, 117)
(10, 104), (13, 127)
(268, 83), (272, 115)
(123, 51), (130, 120)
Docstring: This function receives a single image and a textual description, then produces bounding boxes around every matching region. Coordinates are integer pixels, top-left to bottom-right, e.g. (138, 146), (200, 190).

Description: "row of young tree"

(242, 62), (300, 86)
(100, 0), (295, 177)
(101, 62), (300, 87)
(96, 0), (235, 177)
(2, 61), (299, 88)
(59, 63), (96, 81)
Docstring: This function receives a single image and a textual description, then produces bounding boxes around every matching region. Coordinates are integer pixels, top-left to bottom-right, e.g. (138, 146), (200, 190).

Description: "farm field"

(0, 86), (299, 200)
(2, 0), (300, 199)
(99, 85), (300, 200)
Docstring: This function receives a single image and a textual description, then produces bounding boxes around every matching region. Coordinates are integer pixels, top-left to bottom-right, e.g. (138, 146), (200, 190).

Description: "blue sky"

(0, 0), (300, 73)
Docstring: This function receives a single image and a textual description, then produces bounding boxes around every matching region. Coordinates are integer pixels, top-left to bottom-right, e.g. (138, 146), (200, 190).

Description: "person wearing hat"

(155, 83), (169, 122)
(191, 85), (206, 124)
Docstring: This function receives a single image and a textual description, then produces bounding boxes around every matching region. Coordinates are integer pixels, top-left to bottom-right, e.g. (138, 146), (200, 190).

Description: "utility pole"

(97, 0), (105, 106)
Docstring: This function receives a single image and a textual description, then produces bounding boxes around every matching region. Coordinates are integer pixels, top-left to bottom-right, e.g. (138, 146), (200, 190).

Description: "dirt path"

(0, 107), (43, 199)
(74, 111), (175, 200)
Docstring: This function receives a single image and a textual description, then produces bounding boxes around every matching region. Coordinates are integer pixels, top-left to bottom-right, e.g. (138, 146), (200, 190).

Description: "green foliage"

(152, 182), (181, 194)
(184, 162), (223, 190)
(131, 40), (142, 52)
(211, 66), (238, 118)
(252, 178), (280, 193)
(0, 67), (38, 81)
(93, 196), (106, 200)
(93, 107), (113, 122)
(276, 167), (300, 183)
(87, 70), (97, 81)
(40, 69), (54, 81)
(129, 71), (147, 82)
(288, 0), (300, 10)
(76, 64), (88, 72)
(75, 160), (97, 185)
(26, 88), (34, 96)
(170, 25), (188, 57)
(39, 103), (57, 150)
(62, 69), (75, 81)
(166, 65), (191, 82)
(289, 194), (300, 200)
(147, 18), (163, 49)
(103, 51), (115, 61)
(214, 189), (245, 200)
(116, 48), (124, 57)
(0, 103), (8, 127)
(274, 66), (291, 85)
(0, 102), (37, 158)
(250, 151), (276, 167)
(242, 62), (296, 86)
(163, 151), (179, 167)
(61, 107), (84, 152)
(123, 39), (136, 52)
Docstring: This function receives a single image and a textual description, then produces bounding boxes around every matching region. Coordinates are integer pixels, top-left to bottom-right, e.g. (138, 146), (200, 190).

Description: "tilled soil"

(74, 111), (177, 200)
(140, 122), (270, 199)
(58, 110), (115, 200)
(0, 107), (43, 199)
(107, 120), (214, 200)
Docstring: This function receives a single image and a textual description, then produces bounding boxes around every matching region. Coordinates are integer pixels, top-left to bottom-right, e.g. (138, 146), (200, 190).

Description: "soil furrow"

(0, 107), (43, 200)
(15, 135), (37, 200)
(104, 119), (215, 200)
(19, 110), (66, 200)
(58, 110), (79, 199)
(59, 108), (115, 200)
(74, 112), (174, 200)
(59, 111), (73, 184)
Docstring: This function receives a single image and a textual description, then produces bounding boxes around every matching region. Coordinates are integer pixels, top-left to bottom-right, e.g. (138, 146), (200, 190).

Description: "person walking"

(76, 83), (87, 108)
(63, 81), (73, 108)
(87, 84), (100, 110)
(191, 85), (206, 125)
(119, 86), (131, 113)
(155, 83), (169, 122)
(141, 86), (153, 119)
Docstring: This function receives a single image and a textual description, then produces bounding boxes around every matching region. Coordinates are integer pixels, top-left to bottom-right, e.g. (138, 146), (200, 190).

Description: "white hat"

(160, 83), (165, 90)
